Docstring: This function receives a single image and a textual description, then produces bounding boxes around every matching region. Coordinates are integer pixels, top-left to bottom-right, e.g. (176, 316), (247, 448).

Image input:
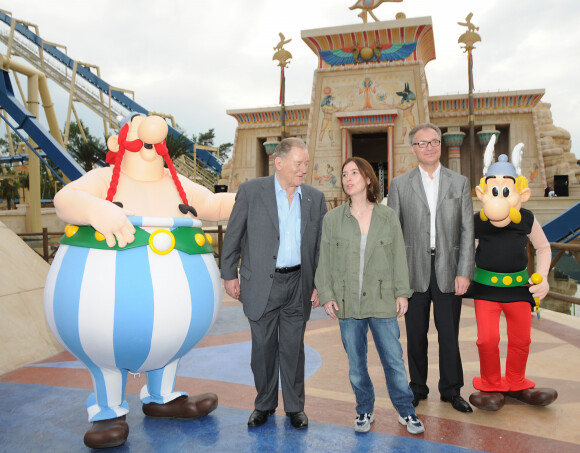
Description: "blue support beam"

(0, 70), (85, 181)
(542, 201), (580, 243)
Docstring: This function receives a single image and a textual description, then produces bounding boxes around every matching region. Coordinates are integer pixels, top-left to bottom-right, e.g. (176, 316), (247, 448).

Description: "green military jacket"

(315, 202), (413, 319)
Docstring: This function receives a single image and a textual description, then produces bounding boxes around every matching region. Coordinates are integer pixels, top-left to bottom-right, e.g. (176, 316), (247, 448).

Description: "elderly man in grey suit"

(387, 123), (474, 413)
(221, 137), (327, 429)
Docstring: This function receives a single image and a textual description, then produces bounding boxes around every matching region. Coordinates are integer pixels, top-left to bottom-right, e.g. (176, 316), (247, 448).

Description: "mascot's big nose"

(484, 197), (510, 221)
(138, 115), (168, 146)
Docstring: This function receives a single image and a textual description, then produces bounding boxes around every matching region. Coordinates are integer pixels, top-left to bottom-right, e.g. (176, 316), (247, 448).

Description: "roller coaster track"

(0, 69), (84, 181)
(0, 10), (222, 176)
(543, 201), (580, 243)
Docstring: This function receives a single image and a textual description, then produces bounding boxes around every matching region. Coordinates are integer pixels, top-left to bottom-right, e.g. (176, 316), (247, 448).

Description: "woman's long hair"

(341, 157), (381, 203)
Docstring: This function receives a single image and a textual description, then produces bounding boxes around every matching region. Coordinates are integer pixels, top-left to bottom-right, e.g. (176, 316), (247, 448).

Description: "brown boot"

(505, 388), (558, 406)
(469, 391), (505, 411)
(83, 415), (129, 449)
(142, 393), (218, 419)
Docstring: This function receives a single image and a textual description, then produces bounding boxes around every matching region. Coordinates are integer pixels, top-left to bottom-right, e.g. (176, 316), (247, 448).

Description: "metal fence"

(531, 241), (580, 306)
(18, 227), (580, 308)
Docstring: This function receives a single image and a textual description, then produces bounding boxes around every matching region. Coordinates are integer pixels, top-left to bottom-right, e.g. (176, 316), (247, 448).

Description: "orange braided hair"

(105, 122), (190, 209)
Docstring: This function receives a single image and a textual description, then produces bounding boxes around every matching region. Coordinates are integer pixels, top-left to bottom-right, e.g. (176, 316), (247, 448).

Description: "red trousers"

(473, 299), (535, 392)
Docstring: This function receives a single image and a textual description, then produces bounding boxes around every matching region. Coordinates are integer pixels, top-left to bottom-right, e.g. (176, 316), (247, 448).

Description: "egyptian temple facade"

(222, 14), (577, 204)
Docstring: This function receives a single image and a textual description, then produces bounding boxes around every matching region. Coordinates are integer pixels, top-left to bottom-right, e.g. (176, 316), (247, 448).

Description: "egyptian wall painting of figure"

(312, 160), (342, 191)
(318, 86), (343, 147)
(316, 72), (420, 149)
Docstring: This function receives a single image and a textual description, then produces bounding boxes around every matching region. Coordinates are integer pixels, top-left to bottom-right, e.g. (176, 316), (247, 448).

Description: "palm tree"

(66, 121), (107, 171)
(165, 129), (191, 162)
(0, 170), (20, 210)
(40, 159), (64, 200)
(71, 139), (107, 172)
(18, 172), (28, 203)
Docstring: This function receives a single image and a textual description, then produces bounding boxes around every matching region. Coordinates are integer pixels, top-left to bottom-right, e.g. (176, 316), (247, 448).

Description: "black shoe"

(412, 392), (428, 407)
(286, 411), (308, 429)
(441, 394), (473, 413)
(247, 409), (275, 427)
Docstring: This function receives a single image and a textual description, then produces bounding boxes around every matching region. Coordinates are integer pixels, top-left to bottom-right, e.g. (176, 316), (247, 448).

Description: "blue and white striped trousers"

(44, 243), (221, 422)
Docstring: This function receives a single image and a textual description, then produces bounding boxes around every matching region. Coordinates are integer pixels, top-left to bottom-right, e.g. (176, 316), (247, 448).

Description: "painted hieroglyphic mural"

(309, 63), (428, 191)
(312, 161), (341, 190)
(314, 68), (422, 146)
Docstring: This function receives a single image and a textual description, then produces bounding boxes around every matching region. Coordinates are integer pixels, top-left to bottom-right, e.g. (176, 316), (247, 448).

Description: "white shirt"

(359, 233), (367, 297)
(418, 163), (441, 249)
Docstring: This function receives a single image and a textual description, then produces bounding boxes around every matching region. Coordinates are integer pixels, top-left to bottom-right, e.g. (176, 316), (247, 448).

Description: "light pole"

(272, 33), (292, 140)
(458, 13), (481, 186)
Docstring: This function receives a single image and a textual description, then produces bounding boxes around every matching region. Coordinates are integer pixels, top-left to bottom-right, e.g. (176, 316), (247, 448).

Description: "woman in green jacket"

(314, 157), (424, 435)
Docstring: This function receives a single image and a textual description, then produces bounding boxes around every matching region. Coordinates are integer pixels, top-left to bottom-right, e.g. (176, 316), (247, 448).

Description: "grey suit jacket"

(221, 175), (327, 321)
(387, 166), (474, 293)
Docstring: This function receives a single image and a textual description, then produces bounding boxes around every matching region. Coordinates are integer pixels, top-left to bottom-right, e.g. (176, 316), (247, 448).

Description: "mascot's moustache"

(479, 207), (522, 224)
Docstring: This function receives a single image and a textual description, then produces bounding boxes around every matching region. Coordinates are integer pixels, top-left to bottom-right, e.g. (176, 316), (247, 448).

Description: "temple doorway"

(257, 138), (270, 177)
(351, 132), (389, 198)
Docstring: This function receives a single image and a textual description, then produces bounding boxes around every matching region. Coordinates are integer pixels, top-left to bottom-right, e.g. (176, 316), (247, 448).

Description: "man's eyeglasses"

(412, 139), (441, 148)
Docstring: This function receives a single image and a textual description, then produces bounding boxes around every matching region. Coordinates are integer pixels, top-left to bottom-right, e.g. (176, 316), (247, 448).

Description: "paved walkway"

(1, 286), (579, 452)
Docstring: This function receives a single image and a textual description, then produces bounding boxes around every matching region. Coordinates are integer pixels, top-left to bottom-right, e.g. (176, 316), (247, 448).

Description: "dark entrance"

(351, 132), (388, 198)
(257, 138), (270, 177)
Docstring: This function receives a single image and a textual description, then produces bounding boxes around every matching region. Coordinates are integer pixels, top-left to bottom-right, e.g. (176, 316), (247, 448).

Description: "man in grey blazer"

(221, 138), (327, 429)
(388, 123), (474, 413)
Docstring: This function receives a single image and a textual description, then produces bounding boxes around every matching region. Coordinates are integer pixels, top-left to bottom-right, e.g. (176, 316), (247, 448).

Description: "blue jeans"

(339, 317), (415, 417)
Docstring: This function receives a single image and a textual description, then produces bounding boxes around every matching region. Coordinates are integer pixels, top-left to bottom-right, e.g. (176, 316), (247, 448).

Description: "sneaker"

(398, 414), (425, 434)
(354, 412), (375, 433)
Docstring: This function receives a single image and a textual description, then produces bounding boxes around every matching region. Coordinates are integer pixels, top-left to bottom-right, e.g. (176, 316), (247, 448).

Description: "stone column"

(340, 129), (349, 204)
(340, 129), (349, 163)
(264, 138), (279, 176)
(387, 125), (394, 190)
(476, 127), (500, 150)
(476, 127), (500, 179)
(442, 127), (466, 175)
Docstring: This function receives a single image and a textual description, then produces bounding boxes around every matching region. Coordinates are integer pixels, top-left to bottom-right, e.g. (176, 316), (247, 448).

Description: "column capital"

(476, 130), (500, 148)
(264, 139), (280, 156)
(441, 130), (466, 148)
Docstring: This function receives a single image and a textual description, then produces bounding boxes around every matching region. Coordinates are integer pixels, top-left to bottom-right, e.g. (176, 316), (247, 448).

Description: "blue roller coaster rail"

(542, 201), (580, 243)
(0, 70), (84, 182)
(0, 11), (222, 174)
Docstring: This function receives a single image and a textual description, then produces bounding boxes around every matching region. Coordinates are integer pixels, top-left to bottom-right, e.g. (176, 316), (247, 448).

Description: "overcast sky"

(1, 0), (579, 158)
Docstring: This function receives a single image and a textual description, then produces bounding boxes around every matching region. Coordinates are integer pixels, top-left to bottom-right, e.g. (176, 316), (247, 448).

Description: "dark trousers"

(405, 255), (464, 398)
(248, 270), (306, 413)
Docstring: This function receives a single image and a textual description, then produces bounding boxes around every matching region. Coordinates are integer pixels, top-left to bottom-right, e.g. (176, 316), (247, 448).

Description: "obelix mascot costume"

(44, 114), (235, 448)
(467, 135), (557, 411)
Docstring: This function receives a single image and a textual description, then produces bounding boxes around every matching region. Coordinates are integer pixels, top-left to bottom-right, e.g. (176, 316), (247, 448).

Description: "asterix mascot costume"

(467, 136), (557, 411)
(44, 113), (235, 448)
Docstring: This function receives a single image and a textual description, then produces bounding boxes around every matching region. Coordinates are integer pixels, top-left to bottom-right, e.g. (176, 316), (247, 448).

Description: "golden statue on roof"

(458, 12), (481, 52)
(349, 0), (403, 23)
(272, 32), (292, 68)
